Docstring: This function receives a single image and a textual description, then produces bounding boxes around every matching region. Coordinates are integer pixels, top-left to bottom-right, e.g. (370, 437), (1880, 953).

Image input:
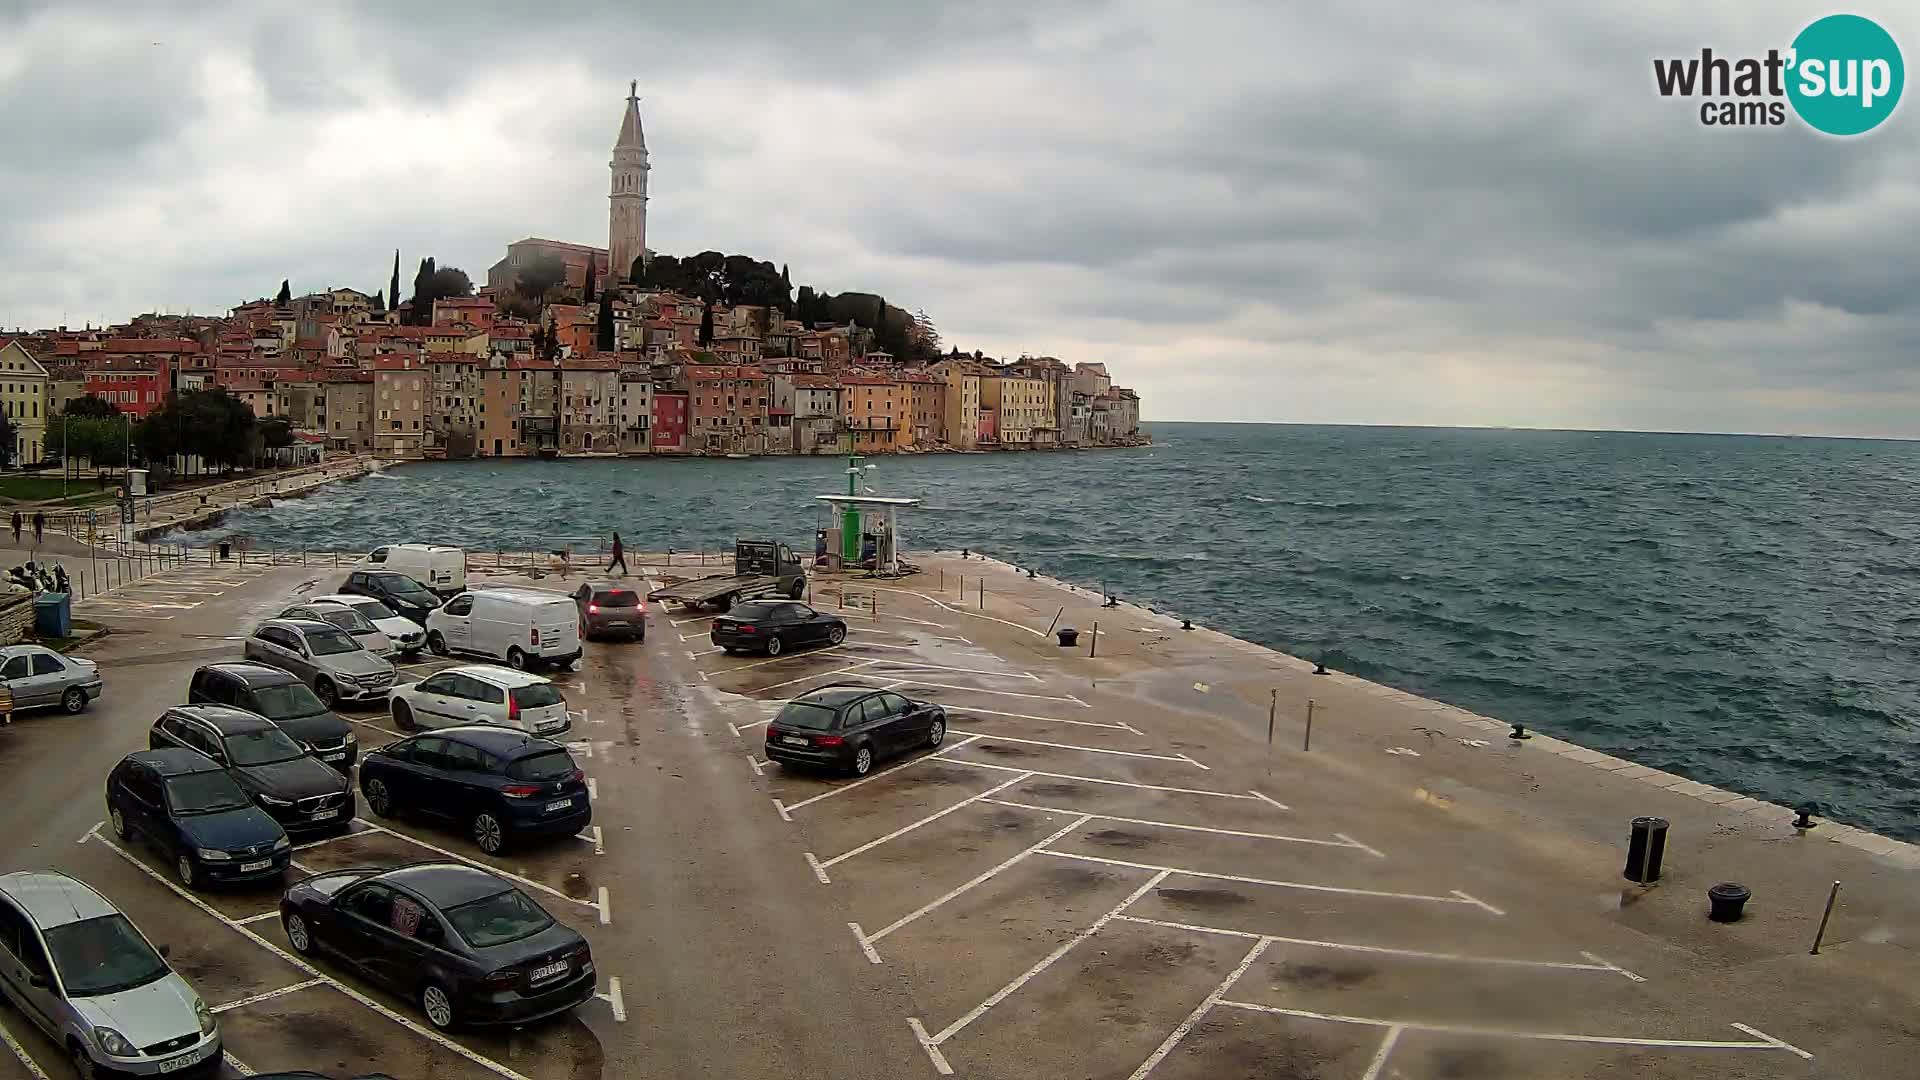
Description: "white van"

(363, 544), (466, 596)
(424, 587), (583, 671)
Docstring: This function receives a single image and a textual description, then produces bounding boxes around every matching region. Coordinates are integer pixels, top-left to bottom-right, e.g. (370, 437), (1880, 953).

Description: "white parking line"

(224, 1050), (256, 1076)
(812, 774), (1032, 875)
(775, 735), (986, 815)
(342, 715), (403, 739)
(1210, 1003), (1813, 1060)
(984, 800), (1364, 852)
(949, 729), (1206, 767)
(745, 660), (884, 694)
(866, 586), (1047, 637)
(211, 978), (327, 1013)
(746, 755), (766, 776)
(576, 825), (604, 855)
(1036, 849), (1502, 911)
(836, 673), (1089, 706)
(595, 977), (627, 1022)
(866, 661), (1039, 681)
(0, 1012), (48, 1080)
(235, 910), (282, 925)
(853, 814), (1094, 960)
(944, 757), (1262, 800)
(88, 829), (538, 1080)
(1359, 1025), (1404, 1080)
(1127, 938), (1272, 1080)
(1109, 915), (1641, 978)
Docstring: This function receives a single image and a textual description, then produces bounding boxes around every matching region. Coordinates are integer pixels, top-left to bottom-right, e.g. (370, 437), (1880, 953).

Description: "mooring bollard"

(1625, 816), (1669, 884)
(1509, 721), (1530, 739)
(1266, 689), (1277, 748)
(1057, 627), (1078, 647)
(1707, 882), (1751, 923)
(979, 580), (985, 609)
(1313, 660), (1329, 675)
(1181, 618), (1193, 630)
(1810, 880), (1841, 954)
(1794, 803), (1819, 830)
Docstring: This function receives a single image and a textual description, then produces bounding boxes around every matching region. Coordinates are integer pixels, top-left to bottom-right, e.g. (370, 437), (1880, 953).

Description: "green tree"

(260, 417), (294, 449)
(389, 249), (401, 314)
(698, 299), (713, 346)
(62, 395), (118, 419)
(407, 260), (473, 324)
(597, 292), (616, 352)
(0, 412), (15, 467)
(518, 254), (568, 302)
(48, 417), (128, 467)
(275, 279), (291, 306)
(583, 260), (598, 306)
(372, 288), (385, 312)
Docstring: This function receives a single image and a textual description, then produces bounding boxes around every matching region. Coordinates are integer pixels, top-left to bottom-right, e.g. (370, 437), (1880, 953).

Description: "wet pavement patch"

(1037, 865), (1111, 896)
(1085, 828), (1154, 849)
(1023, 782), (1086, 799)
(1276, 960), (1377, 991)
(977, 743), (1035, 758)
(1156, 886), (1252, 909)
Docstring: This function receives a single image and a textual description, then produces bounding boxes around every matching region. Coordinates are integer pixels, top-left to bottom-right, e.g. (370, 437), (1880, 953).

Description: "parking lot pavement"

(71, 560), (286, 623)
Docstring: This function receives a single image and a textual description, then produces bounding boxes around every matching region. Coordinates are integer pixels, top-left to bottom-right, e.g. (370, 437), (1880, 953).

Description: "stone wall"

(0, 592), (35, 645)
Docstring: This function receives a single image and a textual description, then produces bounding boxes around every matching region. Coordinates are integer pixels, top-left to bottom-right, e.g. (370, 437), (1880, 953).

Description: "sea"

(174, 422), (1920, 840)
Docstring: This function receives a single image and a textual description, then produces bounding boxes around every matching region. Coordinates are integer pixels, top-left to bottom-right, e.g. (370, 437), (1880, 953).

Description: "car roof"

(0, 872), (119, 930)
(257, 617), (340, 635)
(440, 664), (548, 688)
(792, 684), (876, 708)
(171, 704), (276, 734)
(360, 570), (426, 583)
(378, 862), (517, 909)
(127, 747), (227, 776)
(578, 581), (633, 592)
(311, 593), (382, 607)
(467, 587), (572, 603)
(198, 662), (302, 687)
(0, 644), (55, 657)
(423, 725), (564, 757)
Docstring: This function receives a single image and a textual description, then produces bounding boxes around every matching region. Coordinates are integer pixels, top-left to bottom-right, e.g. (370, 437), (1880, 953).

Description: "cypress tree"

(699, 299), (713, 346)
(389, 249), (401, 314)
(275, 280), (290, 306)
(597, 293), (616, 353)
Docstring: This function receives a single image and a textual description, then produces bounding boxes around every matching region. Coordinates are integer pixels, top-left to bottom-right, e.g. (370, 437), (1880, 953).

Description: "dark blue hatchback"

(357, 727), (590, 855)
(106, 748), (292, 890)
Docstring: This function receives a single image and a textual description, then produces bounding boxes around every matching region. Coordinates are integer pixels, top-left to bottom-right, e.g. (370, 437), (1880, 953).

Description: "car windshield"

(775, 700), (839, 730)
(317, 608), (377, 634)
(510, 684), (563, 709)
(444, 888), (554, 948)
(249, 682), (329, 721)
(345, 599), (398, 621)
(377, 577), (435, 602)
(592, 590), (639, 607)
(306, 628), (361, 656)
(164, 771), (251, 814)
(223, 727), (306, 766)
(45, 915), (170, 997)
(507, 750), (575, 781)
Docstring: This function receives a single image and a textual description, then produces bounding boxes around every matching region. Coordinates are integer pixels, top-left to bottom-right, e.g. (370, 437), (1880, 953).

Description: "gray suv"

(0, 872), (221, 1077)
(243, 618), (396, 709)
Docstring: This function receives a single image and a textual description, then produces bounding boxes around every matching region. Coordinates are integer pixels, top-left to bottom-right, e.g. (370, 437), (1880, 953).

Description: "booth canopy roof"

(815, 495), (923, 507)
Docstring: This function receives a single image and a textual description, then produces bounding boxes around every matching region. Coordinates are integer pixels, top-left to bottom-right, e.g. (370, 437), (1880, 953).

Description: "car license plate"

(240, 859), (272, 872)
(322, 752), (346, 762)
(309, 807), (341, 821)
(545, 798), (572, 812)
(782, 735), (809, 747)
(531, 960), (568, 981)
(158, 1043), (210, 1073)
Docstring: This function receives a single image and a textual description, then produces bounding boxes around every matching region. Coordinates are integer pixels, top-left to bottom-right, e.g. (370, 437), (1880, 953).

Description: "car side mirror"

(26, 973), (46, 989)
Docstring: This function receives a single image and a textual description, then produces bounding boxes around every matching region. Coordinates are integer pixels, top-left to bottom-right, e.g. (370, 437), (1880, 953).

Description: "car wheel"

(927, 716), (946, 748)
(393, 699), (417, 731)
(175, 854), (197, 890)
(314, 678), (338, 708)
(764, 634), (784, 657)
(788, 578), (805, 599)
(60, 687), (87, 714)
(285, 912), (313, 954)
(366, 777), (396, 818)
(68, 1042), (98, 1080)
(721, 646), (737, 655)
(421, 982), (457, 1031)
(109, 805), (128, 840)
(827, 625), (846, 645)
(427, 631), (448, 656)
(472, 811), (506, 854)
(850, 745), (874, 777)
(506, 647), (529, 671)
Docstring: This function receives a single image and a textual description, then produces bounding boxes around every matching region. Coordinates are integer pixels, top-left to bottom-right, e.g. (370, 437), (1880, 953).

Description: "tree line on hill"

(34, 390), (289, 474)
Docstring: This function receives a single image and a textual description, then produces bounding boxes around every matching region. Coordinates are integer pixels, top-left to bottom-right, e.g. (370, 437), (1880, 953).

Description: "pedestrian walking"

(607, 531), (629, 576)
(31, 511), (45, 544)
(9, 512), (19, 542)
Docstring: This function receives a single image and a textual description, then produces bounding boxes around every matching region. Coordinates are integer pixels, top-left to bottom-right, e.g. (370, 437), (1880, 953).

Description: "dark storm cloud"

(3, 0), (1919, 436)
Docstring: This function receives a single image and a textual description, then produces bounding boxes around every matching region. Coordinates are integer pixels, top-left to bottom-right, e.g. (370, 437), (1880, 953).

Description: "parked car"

(424, 588), (583, 672)
(340, 570), (443, 626)
(0, 871), (223, 1076)
(147, 706), (354, 839)
(358, 727), (589, 854)
(309, 593), (425, 657)
(764, 684), (947, 776)
(187, 662), (357, 771)
(281, 862), (593, 1030)
(711, 600), (846, 657)
(0, 644), (101, 715)
(570, 582), (645, 642)
(105, 748), (291, 889)
(243, 618), (397, 708)
(388, 665), (570, 737)
(277, 602), (395, 658)
(360, 544), (467, 596)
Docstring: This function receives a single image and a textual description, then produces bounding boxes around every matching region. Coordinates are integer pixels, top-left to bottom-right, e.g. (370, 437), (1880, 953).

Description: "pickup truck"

(647, 539), (808, 611)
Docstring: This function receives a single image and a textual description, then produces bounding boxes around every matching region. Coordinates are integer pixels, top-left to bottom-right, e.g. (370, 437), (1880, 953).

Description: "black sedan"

(357, 726), (591, 855)
(340, 569), (443, 625)
(764, 684), (947, 776)
(106, 749), (292, 889)
(711, 600), (846, 657)
(149, 706), (355, 837)
(281, 862), (594, 1030)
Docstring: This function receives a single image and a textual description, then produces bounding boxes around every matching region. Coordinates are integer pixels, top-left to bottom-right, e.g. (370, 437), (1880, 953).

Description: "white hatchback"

(308, 593), (427, 657)
(387, 664), (571, 737)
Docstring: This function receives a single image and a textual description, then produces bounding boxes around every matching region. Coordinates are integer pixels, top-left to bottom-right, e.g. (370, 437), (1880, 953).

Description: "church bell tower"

(609, 81), (650, 284)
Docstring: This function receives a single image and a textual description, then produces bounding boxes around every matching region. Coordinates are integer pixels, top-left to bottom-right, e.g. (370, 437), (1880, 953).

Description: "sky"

(3, 1), (1919, 437)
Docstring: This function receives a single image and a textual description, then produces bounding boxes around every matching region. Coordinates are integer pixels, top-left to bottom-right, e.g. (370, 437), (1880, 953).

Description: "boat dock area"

(6, 544), (1910, 1079)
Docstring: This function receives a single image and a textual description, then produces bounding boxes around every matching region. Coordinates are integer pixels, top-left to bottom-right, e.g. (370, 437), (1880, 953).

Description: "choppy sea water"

(179, 423), (1920, 839)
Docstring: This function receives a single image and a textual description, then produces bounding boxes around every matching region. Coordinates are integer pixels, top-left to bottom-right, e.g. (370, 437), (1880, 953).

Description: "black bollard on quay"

(1625, 816), (1669, 884)
(1057, 627), (1079, 647)
(1707, 882), (1751, 922)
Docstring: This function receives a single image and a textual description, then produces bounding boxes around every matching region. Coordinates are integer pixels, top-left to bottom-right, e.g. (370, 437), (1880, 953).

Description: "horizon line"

(1137, 419), (1920, 444)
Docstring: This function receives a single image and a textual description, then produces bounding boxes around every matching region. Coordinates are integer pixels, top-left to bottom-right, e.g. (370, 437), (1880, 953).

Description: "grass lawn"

(0, 475), (87, 502)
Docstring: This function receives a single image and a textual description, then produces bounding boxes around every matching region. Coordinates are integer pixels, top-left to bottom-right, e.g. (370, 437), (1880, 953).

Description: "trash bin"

(1624, 816), (1669, 883)
(34, 592), (71, 638)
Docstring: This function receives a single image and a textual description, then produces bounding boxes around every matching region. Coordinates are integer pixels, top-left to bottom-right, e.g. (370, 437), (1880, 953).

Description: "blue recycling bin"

(34, 592), (71, 638)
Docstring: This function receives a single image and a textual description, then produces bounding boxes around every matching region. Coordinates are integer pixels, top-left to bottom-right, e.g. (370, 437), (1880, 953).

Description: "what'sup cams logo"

(1654, 13), (1903, 134)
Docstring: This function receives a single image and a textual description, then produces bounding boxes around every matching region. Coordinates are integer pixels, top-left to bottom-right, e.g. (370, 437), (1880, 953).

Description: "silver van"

(0, 872), (220, 1077)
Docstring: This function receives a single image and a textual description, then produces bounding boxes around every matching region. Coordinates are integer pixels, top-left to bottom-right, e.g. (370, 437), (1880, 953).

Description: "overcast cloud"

(4, 1), (1918, 437)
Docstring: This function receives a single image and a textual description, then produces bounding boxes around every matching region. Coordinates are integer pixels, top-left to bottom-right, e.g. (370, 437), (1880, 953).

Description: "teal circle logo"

(1787, 14), (1904, 135)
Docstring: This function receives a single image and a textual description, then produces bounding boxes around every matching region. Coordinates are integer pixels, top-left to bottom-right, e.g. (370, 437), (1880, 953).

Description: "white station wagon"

(387, 664), (571, 737)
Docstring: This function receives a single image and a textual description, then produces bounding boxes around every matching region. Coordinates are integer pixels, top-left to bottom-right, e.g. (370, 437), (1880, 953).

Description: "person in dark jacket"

(9, 512), (19, 542)
(607, 532), (628, 576)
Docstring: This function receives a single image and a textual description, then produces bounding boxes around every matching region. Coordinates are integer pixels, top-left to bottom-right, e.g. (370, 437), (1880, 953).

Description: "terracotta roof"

(687, 364), (768, 381)
(101, 338), (199, 353)
(791, 375), (840, 389)
(508, 237), (609, 257)
(561, 357), (619, 371)
(84, 357), (164, 374)
(370, 356), (420, 371)
(323, 370), (374, 384)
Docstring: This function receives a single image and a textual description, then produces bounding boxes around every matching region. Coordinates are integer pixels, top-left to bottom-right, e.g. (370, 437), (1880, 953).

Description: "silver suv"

(243, 618), (397, 709)
(0, 872), (220, 1077)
